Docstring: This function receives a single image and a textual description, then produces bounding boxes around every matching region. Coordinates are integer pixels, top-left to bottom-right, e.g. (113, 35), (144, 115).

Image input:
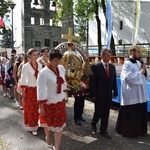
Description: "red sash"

(47, 63), (64, 94)
(29, 62), (39, 79)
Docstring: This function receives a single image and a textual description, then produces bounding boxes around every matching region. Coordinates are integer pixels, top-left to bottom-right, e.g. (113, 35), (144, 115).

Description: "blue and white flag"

(106, 0), (112, 49)
(3, 15), (11, 30)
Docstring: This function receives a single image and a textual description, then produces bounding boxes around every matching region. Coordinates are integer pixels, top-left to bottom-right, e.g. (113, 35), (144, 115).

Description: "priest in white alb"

(116, 46), (148, 138)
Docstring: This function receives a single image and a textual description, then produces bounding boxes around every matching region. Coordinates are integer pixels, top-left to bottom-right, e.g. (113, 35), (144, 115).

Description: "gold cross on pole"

(61, 27), (79, 43)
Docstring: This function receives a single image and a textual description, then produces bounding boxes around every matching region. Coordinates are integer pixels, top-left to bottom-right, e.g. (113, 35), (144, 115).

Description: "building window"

(45, 39), (50, 46)
(49, 1), (56, 11)
(35, 41), (41, 47)
(58, 20), (62, 27)
(120, 21), (123, 30)
(53, 41), (58, 47)
(40, 18), (44, 25)
(49, 19), (53, 26)
(118, 39), (122, 45)
(31, 17), (35, 25)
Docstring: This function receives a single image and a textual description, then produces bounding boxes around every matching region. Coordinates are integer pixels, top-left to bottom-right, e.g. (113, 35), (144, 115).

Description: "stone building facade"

(21, 0), (73, 52)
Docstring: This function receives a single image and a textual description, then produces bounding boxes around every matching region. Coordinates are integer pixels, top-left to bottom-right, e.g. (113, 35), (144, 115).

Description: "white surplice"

(120, 60), (148, 106)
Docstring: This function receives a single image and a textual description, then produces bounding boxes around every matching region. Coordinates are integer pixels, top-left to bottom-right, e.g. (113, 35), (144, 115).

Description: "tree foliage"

(0, 0), (10, 17)
(53, 0), (73, 25)
(74, 0), (95, 20)
(91, 0), (102, 55)
(54, 0), (116, 55)
(54, 0), (95, 44)
(0, 31), (12, 48)
(74, 0), (95, 43)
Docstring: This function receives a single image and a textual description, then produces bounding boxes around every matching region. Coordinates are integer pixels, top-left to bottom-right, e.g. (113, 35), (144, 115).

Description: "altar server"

(116, 46), (148, 138)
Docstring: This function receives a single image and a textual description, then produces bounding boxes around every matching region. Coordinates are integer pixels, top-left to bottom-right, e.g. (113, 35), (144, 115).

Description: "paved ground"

(0, 64), (150, 150)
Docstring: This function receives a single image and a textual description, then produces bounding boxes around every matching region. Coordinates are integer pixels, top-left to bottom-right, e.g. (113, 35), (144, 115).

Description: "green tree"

(0, 31), (12, 48)
(91, 0), (102, 55)
(74, 0), (95, 48)
(54, 0), (102, 54)
(53, 0), (73, 26)
(0, 0), (10, 17)
(81, 0), (116, 55)
(54, 0), (116, 56)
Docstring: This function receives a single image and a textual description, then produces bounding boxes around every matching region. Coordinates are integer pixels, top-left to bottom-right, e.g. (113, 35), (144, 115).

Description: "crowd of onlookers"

(0, 49), (23, 109)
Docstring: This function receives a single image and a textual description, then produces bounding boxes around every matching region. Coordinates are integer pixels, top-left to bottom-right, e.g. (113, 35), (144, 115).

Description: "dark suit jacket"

(89, 62), (118, 102)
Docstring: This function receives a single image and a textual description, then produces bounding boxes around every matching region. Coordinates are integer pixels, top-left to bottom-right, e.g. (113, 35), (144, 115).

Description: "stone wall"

(21, 0), (73, 52)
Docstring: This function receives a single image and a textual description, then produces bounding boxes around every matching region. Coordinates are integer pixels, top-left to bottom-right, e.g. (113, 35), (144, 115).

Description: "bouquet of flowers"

(66, 71), (89, 97)
(80, 74), (89, 89)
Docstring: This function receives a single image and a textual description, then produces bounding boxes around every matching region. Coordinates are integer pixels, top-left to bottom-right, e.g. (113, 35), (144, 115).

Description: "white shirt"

(120, 60), (148, 106)
(101, 60), (109, 70)
(20, 62), (42, 87)
(37, 65), (67, 104)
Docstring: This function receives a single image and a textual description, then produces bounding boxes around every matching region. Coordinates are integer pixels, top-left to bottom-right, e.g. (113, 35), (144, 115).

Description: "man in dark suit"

(89, 49), (118, 139)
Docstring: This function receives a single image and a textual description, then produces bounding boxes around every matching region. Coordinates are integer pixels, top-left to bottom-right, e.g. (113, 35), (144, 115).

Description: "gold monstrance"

(60, 27), (89, 95)
(60, 27), (83, 80)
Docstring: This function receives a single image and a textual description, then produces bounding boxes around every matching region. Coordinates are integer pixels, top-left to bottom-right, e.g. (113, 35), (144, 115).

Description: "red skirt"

(39, 100), (66, 132)
(23, 87), (39, 131)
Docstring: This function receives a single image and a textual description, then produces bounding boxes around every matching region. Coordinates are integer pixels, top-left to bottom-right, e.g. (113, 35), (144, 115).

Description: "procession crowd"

(0, 46), (149, 150)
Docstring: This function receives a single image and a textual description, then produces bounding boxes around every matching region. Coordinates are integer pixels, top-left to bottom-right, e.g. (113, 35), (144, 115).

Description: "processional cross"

(61, 27), (79, 51)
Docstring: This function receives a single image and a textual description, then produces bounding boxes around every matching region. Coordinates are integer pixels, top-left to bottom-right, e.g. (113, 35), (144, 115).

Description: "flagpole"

(132, 0), (136, 45)
(12, 9), (14, 48)
(132, 0), (141, 45)
(116, 0), (121, 53)
(106, 0), (112, 49)
(8, 2), (16, 49)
